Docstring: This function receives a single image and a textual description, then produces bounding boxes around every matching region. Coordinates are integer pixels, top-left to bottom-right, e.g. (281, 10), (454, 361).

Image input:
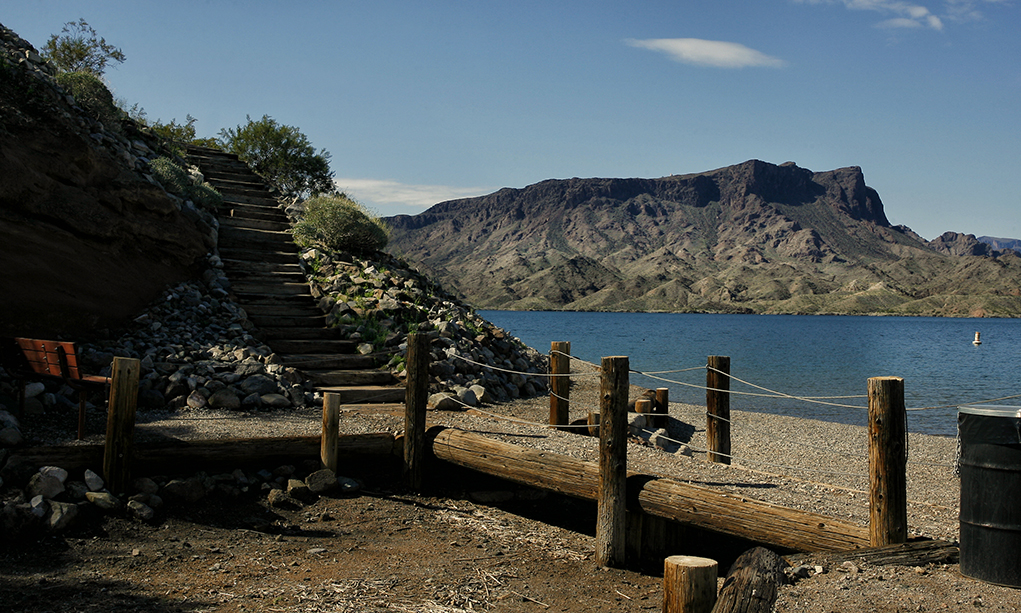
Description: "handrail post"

(103, 356), (140, 494)
(868, 376), (907, 546)
(404, 333), (430, 491)
(550, 341), (571, 429)
(706, 356), (731, 465)
(596, 355), (628, 568)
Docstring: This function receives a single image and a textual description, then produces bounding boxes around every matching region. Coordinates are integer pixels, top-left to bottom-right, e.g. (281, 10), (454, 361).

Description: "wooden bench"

(3, 337), (111, 440)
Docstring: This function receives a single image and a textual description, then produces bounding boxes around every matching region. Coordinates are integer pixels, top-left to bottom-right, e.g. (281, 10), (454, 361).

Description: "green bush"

(55, 71), (121, 129)
(293, 195), (390, 254)
(149, 156), (223, 211)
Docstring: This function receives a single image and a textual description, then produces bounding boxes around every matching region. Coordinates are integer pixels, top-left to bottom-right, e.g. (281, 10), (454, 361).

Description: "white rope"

(703, 365), (869, 410)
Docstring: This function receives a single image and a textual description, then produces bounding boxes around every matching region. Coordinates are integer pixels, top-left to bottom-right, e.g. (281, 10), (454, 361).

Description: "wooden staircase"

(185, 145), (405, 405)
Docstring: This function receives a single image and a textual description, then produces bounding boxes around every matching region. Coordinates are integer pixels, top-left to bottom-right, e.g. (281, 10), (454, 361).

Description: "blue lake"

(478, 311), (1021, 437)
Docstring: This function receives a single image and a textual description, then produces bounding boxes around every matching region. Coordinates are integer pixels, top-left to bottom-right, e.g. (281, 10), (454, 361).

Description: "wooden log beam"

(2, 433), (395, 480)
(429, 428), (870, 553)
(596, 355), (629, 568)
(711, 547), (788, 613)
(868, 376), (908, 547)
(786, 539), (959, 568)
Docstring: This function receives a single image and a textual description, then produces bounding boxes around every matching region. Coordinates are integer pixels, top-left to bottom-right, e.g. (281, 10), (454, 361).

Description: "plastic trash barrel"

(958, 405), (1021, 588)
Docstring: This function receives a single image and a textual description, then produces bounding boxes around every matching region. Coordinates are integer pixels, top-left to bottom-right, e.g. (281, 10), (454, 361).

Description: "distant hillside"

(386, 160), (1021, 317)
(979, 236), (1021, 252)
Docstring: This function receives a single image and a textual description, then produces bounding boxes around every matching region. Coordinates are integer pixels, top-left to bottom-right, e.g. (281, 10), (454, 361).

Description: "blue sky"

(5, 0), (1018, 240)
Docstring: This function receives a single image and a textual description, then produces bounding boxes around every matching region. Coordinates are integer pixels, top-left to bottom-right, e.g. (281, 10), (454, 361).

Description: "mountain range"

(385, 160), (1021, 317)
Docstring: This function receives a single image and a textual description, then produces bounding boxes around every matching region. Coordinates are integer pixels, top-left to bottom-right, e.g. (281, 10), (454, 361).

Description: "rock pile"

(0, 460), (360, 539)
(299, 248), (548, 406)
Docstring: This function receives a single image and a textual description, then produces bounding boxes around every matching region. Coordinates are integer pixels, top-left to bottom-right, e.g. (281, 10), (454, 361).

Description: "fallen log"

(786, 538), (959, 568)
(1, 433), (395, 483)
(429, 428), (870, 553)
(711, 547), (788, 613)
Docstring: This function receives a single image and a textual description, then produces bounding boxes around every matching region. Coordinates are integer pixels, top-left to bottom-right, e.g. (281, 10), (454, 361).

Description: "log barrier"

(549, 341), (571, 428)
(103, 356), (141, 493)
(706, 356), (731, 465)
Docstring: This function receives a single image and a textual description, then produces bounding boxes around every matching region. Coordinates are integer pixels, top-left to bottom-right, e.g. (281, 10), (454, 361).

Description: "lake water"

(478, 311), (1021, 437)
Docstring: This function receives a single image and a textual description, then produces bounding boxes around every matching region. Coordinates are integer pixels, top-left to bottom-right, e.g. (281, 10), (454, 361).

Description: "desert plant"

(218, 115), (334, 201)
(149, 156), (223, 211)
(41, 19), (125, 76)
(55, 71), (121, 128)
(292, 194), (390, 254)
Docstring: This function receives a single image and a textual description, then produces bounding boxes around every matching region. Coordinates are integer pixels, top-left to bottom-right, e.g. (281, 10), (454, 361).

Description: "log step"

(258, 327), (338, 340)
(249, 314), (327, 328)
(316, 385), (406, 404)
(267, 339), (359, 354)
(232, 284), (313, 298)
(220, 259), (303, 275)
(219, 226), (294, 245)
(220, 248), (300, 264)
(306, 369), (396, 386)
(220, 216), (291, 233)
(279, 354), (379, 370)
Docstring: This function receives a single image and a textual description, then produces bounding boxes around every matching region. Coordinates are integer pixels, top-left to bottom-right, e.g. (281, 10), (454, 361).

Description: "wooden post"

(868, 376), (907, 547)
(102, 357), (140, 494)
(635, 398), (653, 414)
(404, 333), (430, 491)
(663, 555), (718, 613)
(706, 356), (731, 465)
(321, 392), (340, 471)
(711, 547), (788, 613)
(654, 387), (670, 429)
(587, 411), (600, 436)
(596, 356), (629, 568)
(550, 341), (571, 428)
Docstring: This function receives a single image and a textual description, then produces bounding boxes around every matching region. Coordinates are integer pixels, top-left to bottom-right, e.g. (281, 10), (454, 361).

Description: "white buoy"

(973, 331), (982, 346)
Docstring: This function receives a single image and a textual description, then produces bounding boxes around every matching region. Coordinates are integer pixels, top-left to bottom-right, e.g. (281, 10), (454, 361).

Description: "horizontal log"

(1, 433), (395, 481)
(429, 428), (870, 553)
(786, 539), (959, 568)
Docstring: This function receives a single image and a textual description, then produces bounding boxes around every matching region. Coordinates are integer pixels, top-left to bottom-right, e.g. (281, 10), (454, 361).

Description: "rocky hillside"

(0, 23), (212, 338)
(387, 160), (1021, 317)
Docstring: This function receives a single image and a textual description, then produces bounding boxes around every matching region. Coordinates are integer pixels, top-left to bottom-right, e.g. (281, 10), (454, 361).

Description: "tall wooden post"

(596, 356), (629, 568)
(706, 356), (731, 465)
(663, 555), (718, 613)
(868, 376), (907, 547)
(103, 357), (140, 494)
(654, 387), (670, 429)
(321, 392), (341, 471)
(550, 341), (571, 428)
(404, 333), (430, 491)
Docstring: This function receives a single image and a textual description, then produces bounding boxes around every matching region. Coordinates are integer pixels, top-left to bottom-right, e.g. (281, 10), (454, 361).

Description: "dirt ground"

(1, 457), (667, 613)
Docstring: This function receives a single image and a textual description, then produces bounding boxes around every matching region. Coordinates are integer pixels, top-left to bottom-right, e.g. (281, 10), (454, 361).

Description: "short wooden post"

(550, 341), (571, 428)
(706, 356), (731, 465)
(663, 555), (718, 613)
(404, 333), (430, 491)
(868, 376), (907, 547)
(635, 398), (653, 414)
(596, 356), (629, 568)
(321, 392), (341, 471)
(587, 411), (600, 436)
(654, 387), (670, 429)
(103, 356), (140, 494)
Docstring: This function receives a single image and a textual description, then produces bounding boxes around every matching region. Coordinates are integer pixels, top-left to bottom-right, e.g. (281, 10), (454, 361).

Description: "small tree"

(41, 19), (125, 76)
(218, 115), (335, 201)
(293, 194), (390, 254)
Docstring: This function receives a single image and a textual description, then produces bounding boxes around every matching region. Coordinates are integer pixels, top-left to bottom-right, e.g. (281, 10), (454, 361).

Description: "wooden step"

(221, 258), (303, 274)
(315, 385), (406, 404)
(222, 203), (288, 221)
(279, 354), (379, 370)
(249, 314), (327, 328)
(232, 282), (312, 297)
(216, 184), (275, 199)
(204, 172), (264, 187)
(258, 327), (338, 340)
(219, 226), (295, 247)
(268, 339), (359, 354)
(221, 216), (291, 233)
(242, 303), (323, 317)
(230, 271), (309, 284)
(306, 370), (396, 386)
(220, 248), (300, 264)
(220, 192), (282, 206)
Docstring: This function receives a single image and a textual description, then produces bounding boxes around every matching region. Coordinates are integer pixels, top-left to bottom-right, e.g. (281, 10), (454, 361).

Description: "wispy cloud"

(794, 0), (1004, 30)
(334, 178), (493, 214)
(625, 38), (786, 68)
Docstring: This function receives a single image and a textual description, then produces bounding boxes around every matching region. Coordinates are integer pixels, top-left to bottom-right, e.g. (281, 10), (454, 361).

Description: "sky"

(4, 0), (1018, 240)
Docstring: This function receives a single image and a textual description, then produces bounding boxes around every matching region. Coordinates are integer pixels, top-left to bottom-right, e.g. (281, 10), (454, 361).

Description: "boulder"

(47, 501), (79, 531)
(207, 388), (241, 411)
(305, 469), (338, 495)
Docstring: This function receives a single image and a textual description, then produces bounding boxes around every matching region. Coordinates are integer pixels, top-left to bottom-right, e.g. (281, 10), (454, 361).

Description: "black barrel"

(958, 405), (1021, 588)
